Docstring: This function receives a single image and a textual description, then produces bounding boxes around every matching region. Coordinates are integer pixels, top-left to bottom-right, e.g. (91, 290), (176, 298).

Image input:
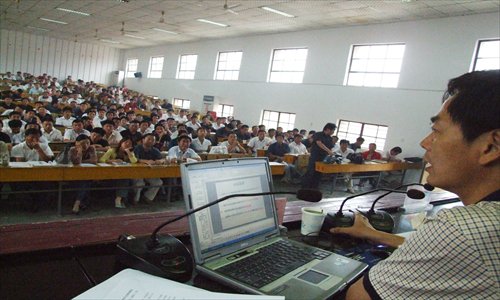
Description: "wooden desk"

(0, 162), (285, 215)
(316, 161), (424, 192)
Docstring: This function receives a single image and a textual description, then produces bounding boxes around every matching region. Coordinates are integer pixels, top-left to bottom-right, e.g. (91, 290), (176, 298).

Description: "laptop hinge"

(205, 253), (222, 262)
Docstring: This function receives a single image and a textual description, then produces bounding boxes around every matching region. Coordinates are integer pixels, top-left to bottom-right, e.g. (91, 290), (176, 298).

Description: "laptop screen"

(181, 158), (277, 255)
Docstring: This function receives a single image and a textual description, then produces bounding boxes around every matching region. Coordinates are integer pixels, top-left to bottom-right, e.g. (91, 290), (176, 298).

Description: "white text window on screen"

(268, 48), (308, 83)
(261, 110), (296, 131)
(148, 56), (164, 78)
(472, 39), (500, 71)
(177, 54), (198, 79)
(337, 120), (388, 150)
(215, 51), (243, 81)
(345, 43), (405, 88)
(126, 58), (138, 78)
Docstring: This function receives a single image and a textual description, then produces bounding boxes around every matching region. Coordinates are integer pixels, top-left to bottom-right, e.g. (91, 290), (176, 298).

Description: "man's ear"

(478, 129), (500, 166)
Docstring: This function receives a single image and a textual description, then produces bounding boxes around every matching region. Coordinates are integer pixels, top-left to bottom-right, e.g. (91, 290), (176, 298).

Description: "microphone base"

(366, 210), (395, 233)
(116, 233), (194, 283)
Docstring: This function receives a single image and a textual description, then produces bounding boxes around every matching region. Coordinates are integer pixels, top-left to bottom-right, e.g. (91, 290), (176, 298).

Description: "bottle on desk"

(0, 141), (9, 167)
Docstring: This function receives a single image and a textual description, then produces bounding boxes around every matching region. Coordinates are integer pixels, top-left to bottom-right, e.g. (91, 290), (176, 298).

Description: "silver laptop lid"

(181, 158), (280, 265)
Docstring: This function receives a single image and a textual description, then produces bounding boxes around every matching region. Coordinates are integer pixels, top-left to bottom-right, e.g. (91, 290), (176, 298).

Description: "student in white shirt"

(41, 118), (63, 142)
(335, 139), (355, 193)
(55, 107), (75, 128)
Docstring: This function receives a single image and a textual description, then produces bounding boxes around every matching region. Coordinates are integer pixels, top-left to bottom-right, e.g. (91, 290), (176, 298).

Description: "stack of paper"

(74, 269), (284, 300)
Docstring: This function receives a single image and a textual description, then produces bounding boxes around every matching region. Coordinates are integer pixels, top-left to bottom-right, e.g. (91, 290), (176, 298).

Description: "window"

(261, 110), (296, 131)
(268, 48), (308, 83)
(215, 104), (234, 118)
(215, 51), (243, 80)
(177, 54), (198, 79)
(148, 56), (164, 78)
(125, 58), (138, 78)
(471, 39), (499, 71)
(173, 98), (190, 109)
(345, 43), (405, 88)
(337, 120), (388, 150)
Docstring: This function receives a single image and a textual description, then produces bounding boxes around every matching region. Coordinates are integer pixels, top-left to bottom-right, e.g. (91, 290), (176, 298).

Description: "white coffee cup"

(301, 207), (325, 236)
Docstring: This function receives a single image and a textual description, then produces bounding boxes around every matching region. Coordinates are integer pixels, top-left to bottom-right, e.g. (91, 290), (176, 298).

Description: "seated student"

(350, 137), (365, 152)
(0, 97), (16, 113)
(289, 134), (308, 155)
(331, 135), (340, 153)
(335, 139), (356, 193)
(101, 120), (122, 146)
(218, 132), (247, 154)
(24, 122), (49, 145)
(267, 134), (290, 163)
(247, 129), (273, 153)
(362, 143), (382, 160)
(359, 143), (383, 188)
(120, 120), (142, 145)
(167, 135), (201, 163)
(215, 123), (234, 139)
(133, 133), (165, 204)
(10, 128), (54, 211)
(153, 124), (171, 151)
(93, 108), (107, 128)
(384, 146), (403, 162)
(191, 127), (212, 153)
(236, 124), (252, 142)
(64, 119), (90, 141)
(99, 137), (138, 208)
(169, 129), (188, 148)
(69, 134), (97, 214)
(7, 119), (24, 144)
(55, 107), (75, 128)
(335, 70), (499, 300)
(186, 115), (201, 132)
(90, 127), (110, 152)
(139, 119), (153, 135)
(212, 117), (226, 131)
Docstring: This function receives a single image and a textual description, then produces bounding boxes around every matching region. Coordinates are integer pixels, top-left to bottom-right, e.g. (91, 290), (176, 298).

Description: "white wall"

(123, 13), (498, 157)
(0, 29), (122, 85)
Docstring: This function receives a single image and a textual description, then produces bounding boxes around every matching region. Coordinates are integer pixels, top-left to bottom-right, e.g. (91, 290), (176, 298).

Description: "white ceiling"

(1, 0), (499, 49)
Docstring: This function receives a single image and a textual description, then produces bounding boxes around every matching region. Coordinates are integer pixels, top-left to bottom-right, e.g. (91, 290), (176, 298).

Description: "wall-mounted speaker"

(134, 72), (142, 78)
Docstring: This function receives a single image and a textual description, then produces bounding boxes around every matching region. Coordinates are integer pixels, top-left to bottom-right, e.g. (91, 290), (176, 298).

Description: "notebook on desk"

(181, 158), (367, 299)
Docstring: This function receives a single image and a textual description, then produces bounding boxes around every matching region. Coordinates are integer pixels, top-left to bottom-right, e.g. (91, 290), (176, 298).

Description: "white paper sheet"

(74, 269), (284, 300)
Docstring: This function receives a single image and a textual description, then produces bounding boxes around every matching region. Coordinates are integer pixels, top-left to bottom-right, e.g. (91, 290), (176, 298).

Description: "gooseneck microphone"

(117, 189), (322, 283)
(321, 183), (434, 233)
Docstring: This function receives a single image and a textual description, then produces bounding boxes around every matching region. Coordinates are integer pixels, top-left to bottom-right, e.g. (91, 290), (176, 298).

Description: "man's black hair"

(340, 139), (350, 145)
(323, 123), (337, 131)
(24, 128), (41, 137)
(8, 119), (22, 128)
(75, 134), (89, 142)
(178, 134), (192, 143)
(92, 127), (105, 136)
(391, 146), (402, 154)
(445, 70), (499, 142)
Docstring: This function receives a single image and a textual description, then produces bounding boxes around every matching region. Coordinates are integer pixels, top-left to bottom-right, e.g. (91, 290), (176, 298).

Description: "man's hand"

(330, 212), (377, 240)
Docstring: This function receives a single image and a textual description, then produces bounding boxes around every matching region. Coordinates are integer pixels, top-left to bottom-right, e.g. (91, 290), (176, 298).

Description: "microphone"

(116, 189), (322, 282)
(364, 183), (434, 232)
(321, 183), (434, 233)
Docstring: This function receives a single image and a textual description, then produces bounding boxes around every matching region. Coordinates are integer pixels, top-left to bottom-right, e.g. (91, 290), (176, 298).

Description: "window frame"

(261, 110), (296, 132)
(125, 58), (138, 78)
(147, 56), (164, 79)
(268, 47), (308, 84)
(214, 51), (243, 81)
(215, 104), (234, 118)
(336, 119), (388, 151)
(344, 43), (406, 88)
(172, 98), (191, 109)
(470, 38), (500, 71)
(177, 54), (198, 79)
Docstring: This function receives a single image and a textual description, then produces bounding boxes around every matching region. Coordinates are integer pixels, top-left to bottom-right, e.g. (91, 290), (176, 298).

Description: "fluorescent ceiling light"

(260, 6), (295, 18)
(56, 7), (91, 16)
(27, 26), (49, 32)
(100, 39), (120, 44)
(124, 34), (145, 39)
(152, 27), (178, 35)
(40, 17), (68, 25)
(197, 19), (229, 27)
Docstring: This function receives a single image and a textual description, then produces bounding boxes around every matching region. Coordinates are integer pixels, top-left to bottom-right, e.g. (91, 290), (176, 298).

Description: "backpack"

(347, 152), (364, 164)
(55, 143), (72, 164)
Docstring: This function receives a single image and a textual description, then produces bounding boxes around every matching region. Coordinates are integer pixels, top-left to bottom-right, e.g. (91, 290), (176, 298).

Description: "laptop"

(181, 158), (367, 299)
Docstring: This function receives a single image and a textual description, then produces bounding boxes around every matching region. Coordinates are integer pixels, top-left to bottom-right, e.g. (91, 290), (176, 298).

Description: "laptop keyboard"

(217, 239), (331, 288)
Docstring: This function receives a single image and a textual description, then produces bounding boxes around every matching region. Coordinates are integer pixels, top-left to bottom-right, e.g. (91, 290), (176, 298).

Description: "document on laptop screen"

(185, 162), (276, 253)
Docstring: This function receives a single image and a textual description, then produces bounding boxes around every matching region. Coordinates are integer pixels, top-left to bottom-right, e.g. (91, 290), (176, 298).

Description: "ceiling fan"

(223, 0), (240, 15)
(120, 21), (138, 35)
